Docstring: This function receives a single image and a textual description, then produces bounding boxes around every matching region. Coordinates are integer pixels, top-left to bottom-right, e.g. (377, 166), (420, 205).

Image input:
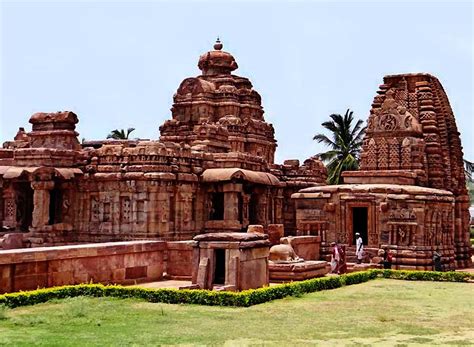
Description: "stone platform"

(269, 260), (330, 282)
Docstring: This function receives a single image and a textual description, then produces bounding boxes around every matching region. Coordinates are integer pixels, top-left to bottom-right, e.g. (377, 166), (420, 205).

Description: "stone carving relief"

(91, 196), (100, 222)
(121, 197), (131, 223)
(389, 208), (416, 221)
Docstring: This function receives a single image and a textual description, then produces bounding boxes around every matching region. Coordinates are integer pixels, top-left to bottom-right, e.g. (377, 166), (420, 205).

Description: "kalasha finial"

(214, 37), (223, 50)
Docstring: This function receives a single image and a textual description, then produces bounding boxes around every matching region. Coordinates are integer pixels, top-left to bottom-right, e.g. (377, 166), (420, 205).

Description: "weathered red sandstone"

(0, 41), (326, 249)
(0, 42), (471, 296)
(294, 73), (472, 269)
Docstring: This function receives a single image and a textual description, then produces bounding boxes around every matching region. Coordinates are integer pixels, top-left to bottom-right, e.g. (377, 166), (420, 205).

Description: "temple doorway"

(214, 249), (226, 285)
(49, 187), (63, 225)
(209, 192), (224, 220)
(14, 182), (34, 232)
(352, 207), (368, 245)
(249, 194), (258, 225)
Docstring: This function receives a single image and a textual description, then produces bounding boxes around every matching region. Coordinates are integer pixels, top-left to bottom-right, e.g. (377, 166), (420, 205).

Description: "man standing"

(330, 242), (340, 273)
(355, 232), (364, 264)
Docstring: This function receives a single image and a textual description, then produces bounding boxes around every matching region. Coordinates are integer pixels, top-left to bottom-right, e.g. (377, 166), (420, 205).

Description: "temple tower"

(159, 39), (277, 164)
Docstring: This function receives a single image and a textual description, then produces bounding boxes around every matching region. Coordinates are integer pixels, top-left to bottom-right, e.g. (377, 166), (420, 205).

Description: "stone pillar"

(31, 180), (54, 228)
(274, 192), (284, 225)
(147, 184), (160, 237)
(257, 193), (268, 226)
(59, 181), (73, 224)
(157, 186), (171, 237)
(2, 185), (16, 229)
(223, 183), (242, 222)
(242, 193), (250, 227)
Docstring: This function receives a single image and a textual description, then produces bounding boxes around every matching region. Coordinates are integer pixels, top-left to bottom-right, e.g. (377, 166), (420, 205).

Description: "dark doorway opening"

(352, 207), (368, 245)
(209, 193), (224, 220)
(49, 187), (63, 225)
(214, 249), (226, 285)
(15, 182), (34, 232)
(249, 194), (258, 225)
(238, 194), (243, 223)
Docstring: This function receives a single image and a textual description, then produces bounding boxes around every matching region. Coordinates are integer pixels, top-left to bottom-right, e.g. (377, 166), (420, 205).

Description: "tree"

(313, 109), (366, 185)
(107, 128), (136, 140)
(464, 159), (474, 183)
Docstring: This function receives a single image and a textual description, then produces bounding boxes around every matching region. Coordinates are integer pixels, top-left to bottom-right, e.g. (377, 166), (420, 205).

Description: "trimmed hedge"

(0, 269), (471, 309)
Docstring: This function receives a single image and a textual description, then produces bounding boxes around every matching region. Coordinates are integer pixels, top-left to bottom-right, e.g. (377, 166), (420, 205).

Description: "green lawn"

(0, 279), (473, 346)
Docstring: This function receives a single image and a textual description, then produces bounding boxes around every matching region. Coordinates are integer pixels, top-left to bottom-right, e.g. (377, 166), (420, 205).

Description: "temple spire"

(213, 37), (223, 51)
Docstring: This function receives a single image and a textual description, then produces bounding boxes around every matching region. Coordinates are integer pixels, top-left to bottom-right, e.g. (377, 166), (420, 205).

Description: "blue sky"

(1, 1), (472, 163)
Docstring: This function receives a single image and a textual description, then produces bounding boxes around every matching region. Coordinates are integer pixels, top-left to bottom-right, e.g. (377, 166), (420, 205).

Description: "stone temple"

(0, 41), (471, 293)
(0, 40), (326, 246)
(294, 73), (472, 269)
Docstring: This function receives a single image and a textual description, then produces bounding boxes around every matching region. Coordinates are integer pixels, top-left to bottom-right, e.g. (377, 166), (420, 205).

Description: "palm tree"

(313, 109), (366, 185)
(107, 128), (136, 140)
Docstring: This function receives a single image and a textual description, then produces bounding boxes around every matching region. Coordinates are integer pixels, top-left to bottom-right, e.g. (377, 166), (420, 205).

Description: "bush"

(0, 269), (470, 309)
(374, 269), (472, 282)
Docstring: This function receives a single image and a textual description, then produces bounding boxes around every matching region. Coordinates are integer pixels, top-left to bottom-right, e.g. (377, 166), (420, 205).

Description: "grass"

(0, 279), (473, 346)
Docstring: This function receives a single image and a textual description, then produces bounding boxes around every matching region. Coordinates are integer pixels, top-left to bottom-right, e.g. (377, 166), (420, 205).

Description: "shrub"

(0, 269), (470, 309)
(373, 269), (472, 282)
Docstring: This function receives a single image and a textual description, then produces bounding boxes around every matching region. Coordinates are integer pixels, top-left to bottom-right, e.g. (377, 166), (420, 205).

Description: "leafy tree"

(465, 159), (474, 205)
(107, 128), (136, 140)
(464, 159), (474, 183)
(313, 109), (366, 184)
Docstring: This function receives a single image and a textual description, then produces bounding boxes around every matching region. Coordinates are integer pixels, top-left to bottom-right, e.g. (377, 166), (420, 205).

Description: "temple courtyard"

(0, 279), (473, 346)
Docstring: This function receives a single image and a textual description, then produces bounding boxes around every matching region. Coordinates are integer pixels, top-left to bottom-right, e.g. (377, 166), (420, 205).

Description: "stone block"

(147, 264), (164, 280)
(196, 257), (209, 289)
(0, 233), (24, 249)
(267, 224), (284, 245)
(247, 225), (264, 234)
(239, 259), (268, 290)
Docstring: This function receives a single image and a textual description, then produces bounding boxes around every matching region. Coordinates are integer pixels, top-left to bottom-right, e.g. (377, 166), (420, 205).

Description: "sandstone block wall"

(165, 240), (195, 279)
(0, 240), (166, 294)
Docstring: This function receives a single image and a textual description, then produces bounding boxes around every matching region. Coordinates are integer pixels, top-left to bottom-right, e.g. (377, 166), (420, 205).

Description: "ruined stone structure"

(191, 232), (271, 291)
(0, 40), (327, 248)
(294, 73), (472, 269)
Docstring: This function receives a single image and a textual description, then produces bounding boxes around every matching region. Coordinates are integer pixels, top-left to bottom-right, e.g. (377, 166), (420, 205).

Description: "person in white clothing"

(330, 242), (339, 273)
(355, 232), (364, 264)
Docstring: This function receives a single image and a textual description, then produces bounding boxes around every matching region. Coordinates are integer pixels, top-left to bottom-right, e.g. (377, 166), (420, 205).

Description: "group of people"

(330, 233), (393, 273)
(330, 232), (444, 272)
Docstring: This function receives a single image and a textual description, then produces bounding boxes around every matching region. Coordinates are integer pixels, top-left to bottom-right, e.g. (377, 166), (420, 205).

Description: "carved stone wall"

(293, 184), (456, 270)
(353, 73), (471, 267)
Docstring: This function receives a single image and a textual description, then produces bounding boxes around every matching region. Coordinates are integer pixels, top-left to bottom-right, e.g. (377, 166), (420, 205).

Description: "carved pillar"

(2, 184), (16, 229)
(274, 192), (284, 224)
(31, 180), (54, 228)
(257, 193), (268, 226)
(59, 181), (73, 224)
(223, 183), (242, 223)
(157, 184), (171, 237)
(147, 184), (160, 236)
(242, 194), (250, 227)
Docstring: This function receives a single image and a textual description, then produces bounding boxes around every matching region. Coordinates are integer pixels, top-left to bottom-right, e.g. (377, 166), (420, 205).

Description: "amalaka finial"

(214, 37), (223, 50)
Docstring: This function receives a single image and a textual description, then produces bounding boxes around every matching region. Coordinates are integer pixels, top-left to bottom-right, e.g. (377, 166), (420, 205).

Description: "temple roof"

(198, 39), (238, 76)
(201, 168), (280, 186)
